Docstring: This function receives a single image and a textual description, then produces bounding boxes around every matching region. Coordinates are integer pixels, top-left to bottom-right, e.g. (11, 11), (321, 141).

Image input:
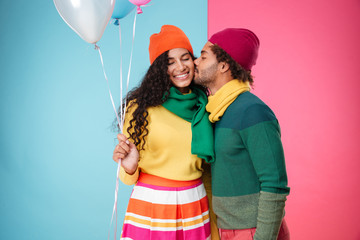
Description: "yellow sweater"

(119, 103), (220, 240)
(119, 104), (203, 185)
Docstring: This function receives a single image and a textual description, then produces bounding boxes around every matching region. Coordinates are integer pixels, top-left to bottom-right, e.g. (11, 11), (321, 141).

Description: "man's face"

(194, 42), (219, 88)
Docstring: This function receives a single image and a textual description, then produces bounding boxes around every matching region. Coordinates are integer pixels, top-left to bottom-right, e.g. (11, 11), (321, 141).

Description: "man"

(194, 28), (290, 240)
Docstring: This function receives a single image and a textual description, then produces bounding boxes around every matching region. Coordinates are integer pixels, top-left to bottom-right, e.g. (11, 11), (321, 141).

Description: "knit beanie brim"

(149, 25), (193, 64)
(209, 28), (260, 71)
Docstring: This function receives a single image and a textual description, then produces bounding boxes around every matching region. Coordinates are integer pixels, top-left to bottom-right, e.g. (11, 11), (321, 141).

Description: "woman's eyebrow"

(168, 52), (190, 60)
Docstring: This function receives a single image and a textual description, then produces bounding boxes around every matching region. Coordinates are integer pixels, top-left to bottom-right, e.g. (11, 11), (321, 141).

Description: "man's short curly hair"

(210, 44), (254, 86)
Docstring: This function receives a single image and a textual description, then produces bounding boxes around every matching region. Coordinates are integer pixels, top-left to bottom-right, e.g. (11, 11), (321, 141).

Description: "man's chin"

(193, 77), (200, 85)
(194, 78), (205, 87)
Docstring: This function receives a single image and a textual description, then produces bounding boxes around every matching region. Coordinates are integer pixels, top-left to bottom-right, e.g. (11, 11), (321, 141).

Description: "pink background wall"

(208, 0), (360, 239)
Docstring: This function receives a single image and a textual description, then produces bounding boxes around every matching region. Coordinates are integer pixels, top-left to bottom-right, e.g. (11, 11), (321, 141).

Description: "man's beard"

(194, 63), (217, 88)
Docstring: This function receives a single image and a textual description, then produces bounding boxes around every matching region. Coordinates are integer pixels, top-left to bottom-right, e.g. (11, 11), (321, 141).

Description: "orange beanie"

(149, 25), (193, 64)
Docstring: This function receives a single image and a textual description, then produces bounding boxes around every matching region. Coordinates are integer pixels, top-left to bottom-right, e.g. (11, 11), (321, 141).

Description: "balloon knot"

(94, 44), (100, 50)
(136, 6), (143, 14)
(114, 19), (120, 26)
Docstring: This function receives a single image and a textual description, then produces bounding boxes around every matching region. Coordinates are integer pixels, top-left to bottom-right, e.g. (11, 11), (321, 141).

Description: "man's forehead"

(201, 41), (214, 53)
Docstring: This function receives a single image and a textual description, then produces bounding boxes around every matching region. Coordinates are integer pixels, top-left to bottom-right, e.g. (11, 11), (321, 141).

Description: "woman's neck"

(176, 87), (190, 94)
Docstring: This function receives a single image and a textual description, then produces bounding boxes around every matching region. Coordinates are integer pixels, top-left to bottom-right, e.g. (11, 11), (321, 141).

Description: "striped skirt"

(121, 173), (211, 240)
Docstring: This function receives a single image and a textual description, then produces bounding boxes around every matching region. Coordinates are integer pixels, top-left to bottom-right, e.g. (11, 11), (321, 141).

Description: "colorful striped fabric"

(121, 173), (211, 240)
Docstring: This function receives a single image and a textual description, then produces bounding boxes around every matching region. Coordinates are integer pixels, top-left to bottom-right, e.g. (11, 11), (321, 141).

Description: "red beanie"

(149, 25), (193, 64)
(209, 28), (260, 71)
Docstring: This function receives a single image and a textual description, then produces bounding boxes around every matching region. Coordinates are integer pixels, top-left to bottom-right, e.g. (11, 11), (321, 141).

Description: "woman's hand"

(113, 134), (139, 175)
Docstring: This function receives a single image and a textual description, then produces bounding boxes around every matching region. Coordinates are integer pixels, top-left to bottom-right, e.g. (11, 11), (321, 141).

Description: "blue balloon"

(112, 0), (136, 20)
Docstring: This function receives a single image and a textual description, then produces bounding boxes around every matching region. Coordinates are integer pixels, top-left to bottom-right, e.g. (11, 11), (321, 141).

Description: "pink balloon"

(128, 0), (151, 14)
(54, 0), (115, 44)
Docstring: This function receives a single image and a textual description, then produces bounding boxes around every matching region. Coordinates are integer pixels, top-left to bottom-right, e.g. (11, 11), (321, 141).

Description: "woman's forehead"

(167, 48), (190, 58)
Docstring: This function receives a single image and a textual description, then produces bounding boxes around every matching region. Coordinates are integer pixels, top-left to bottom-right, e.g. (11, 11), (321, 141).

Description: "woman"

(112, 25), (216, 240)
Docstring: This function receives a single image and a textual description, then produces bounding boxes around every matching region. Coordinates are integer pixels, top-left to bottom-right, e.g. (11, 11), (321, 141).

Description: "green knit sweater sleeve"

(254, 191), (287, 240)
(239, 104), (289, 239)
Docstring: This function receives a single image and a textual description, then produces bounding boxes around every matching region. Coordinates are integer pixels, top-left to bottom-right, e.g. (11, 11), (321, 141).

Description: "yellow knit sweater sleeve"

(119, 103), (203, 185)
(118, 102), (141, 185)
(119, 167), (139, 185)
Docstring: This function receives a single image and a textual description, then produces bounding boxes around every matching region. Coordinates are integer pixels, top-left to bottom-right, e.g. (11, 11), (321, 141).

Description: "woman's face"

(167, 48), (194, 93)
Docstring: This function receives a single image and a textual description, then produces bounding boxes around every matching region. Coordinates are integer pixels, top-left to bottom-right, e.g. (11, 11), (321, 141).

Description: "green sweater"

(211, 91), (290, 239)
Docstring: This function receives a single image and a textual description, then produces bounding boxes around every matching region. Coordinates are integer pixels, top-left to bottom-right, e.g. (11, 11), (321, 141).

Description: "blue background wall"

(0, 0), (207, 239)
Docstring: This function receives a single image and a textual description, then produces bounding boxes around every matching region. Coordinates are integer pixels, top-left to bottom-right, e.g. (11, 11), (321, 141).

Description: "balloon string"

(108, 11), (138, 240)
(122, 11), (137, 121)
(94, 44), (121, 129)
(109, 160), (121, 240)
(108, 21), (124, 240)
(128, 11), (137, 91)
(94, 43), (122, 240)
(119, 22), (124, 131)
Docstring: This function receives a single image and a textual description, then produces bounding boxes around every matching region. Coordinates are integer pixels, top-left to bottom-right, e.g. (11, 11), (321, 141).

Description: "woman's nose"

(194, 58), (199, 65)
(177, 61), (186, 71)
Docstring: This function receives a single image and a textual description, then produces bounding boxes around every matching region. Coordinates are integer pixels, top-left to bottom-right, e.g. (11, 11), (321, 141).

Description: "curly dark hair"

(210, 44), (254, 86)
(119, 50), (199, 151)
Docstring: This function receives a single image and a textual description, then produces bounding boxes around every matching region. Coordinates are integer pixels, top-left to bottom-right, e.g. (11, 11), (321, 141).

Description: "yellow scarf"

(206, 80), (251, 123)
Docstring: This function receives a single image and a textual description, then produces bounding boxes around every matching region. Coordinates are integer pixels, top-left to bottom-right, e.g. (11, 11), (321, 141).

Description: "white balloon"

(54, 0), (115, 44)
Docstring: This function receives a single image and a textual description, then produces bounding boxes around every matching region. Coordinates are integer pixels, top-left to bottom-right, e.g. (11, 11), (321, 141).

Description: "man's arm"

(240, 104), (290, 240)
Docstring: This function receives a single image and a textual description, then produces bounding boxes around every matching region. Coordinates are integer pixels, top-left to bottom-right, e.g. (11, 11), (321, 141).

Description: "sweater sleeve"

(239, 104), (289, 240)
(119, 167), (139, 185)
(255, 191), (287, 240)
(118, 102), (140, 185)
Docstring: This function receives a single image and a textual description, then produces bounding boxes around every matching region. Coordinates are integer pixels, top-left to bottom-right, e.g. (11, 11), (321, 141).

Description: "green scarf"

(162, 86), (215, 163)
